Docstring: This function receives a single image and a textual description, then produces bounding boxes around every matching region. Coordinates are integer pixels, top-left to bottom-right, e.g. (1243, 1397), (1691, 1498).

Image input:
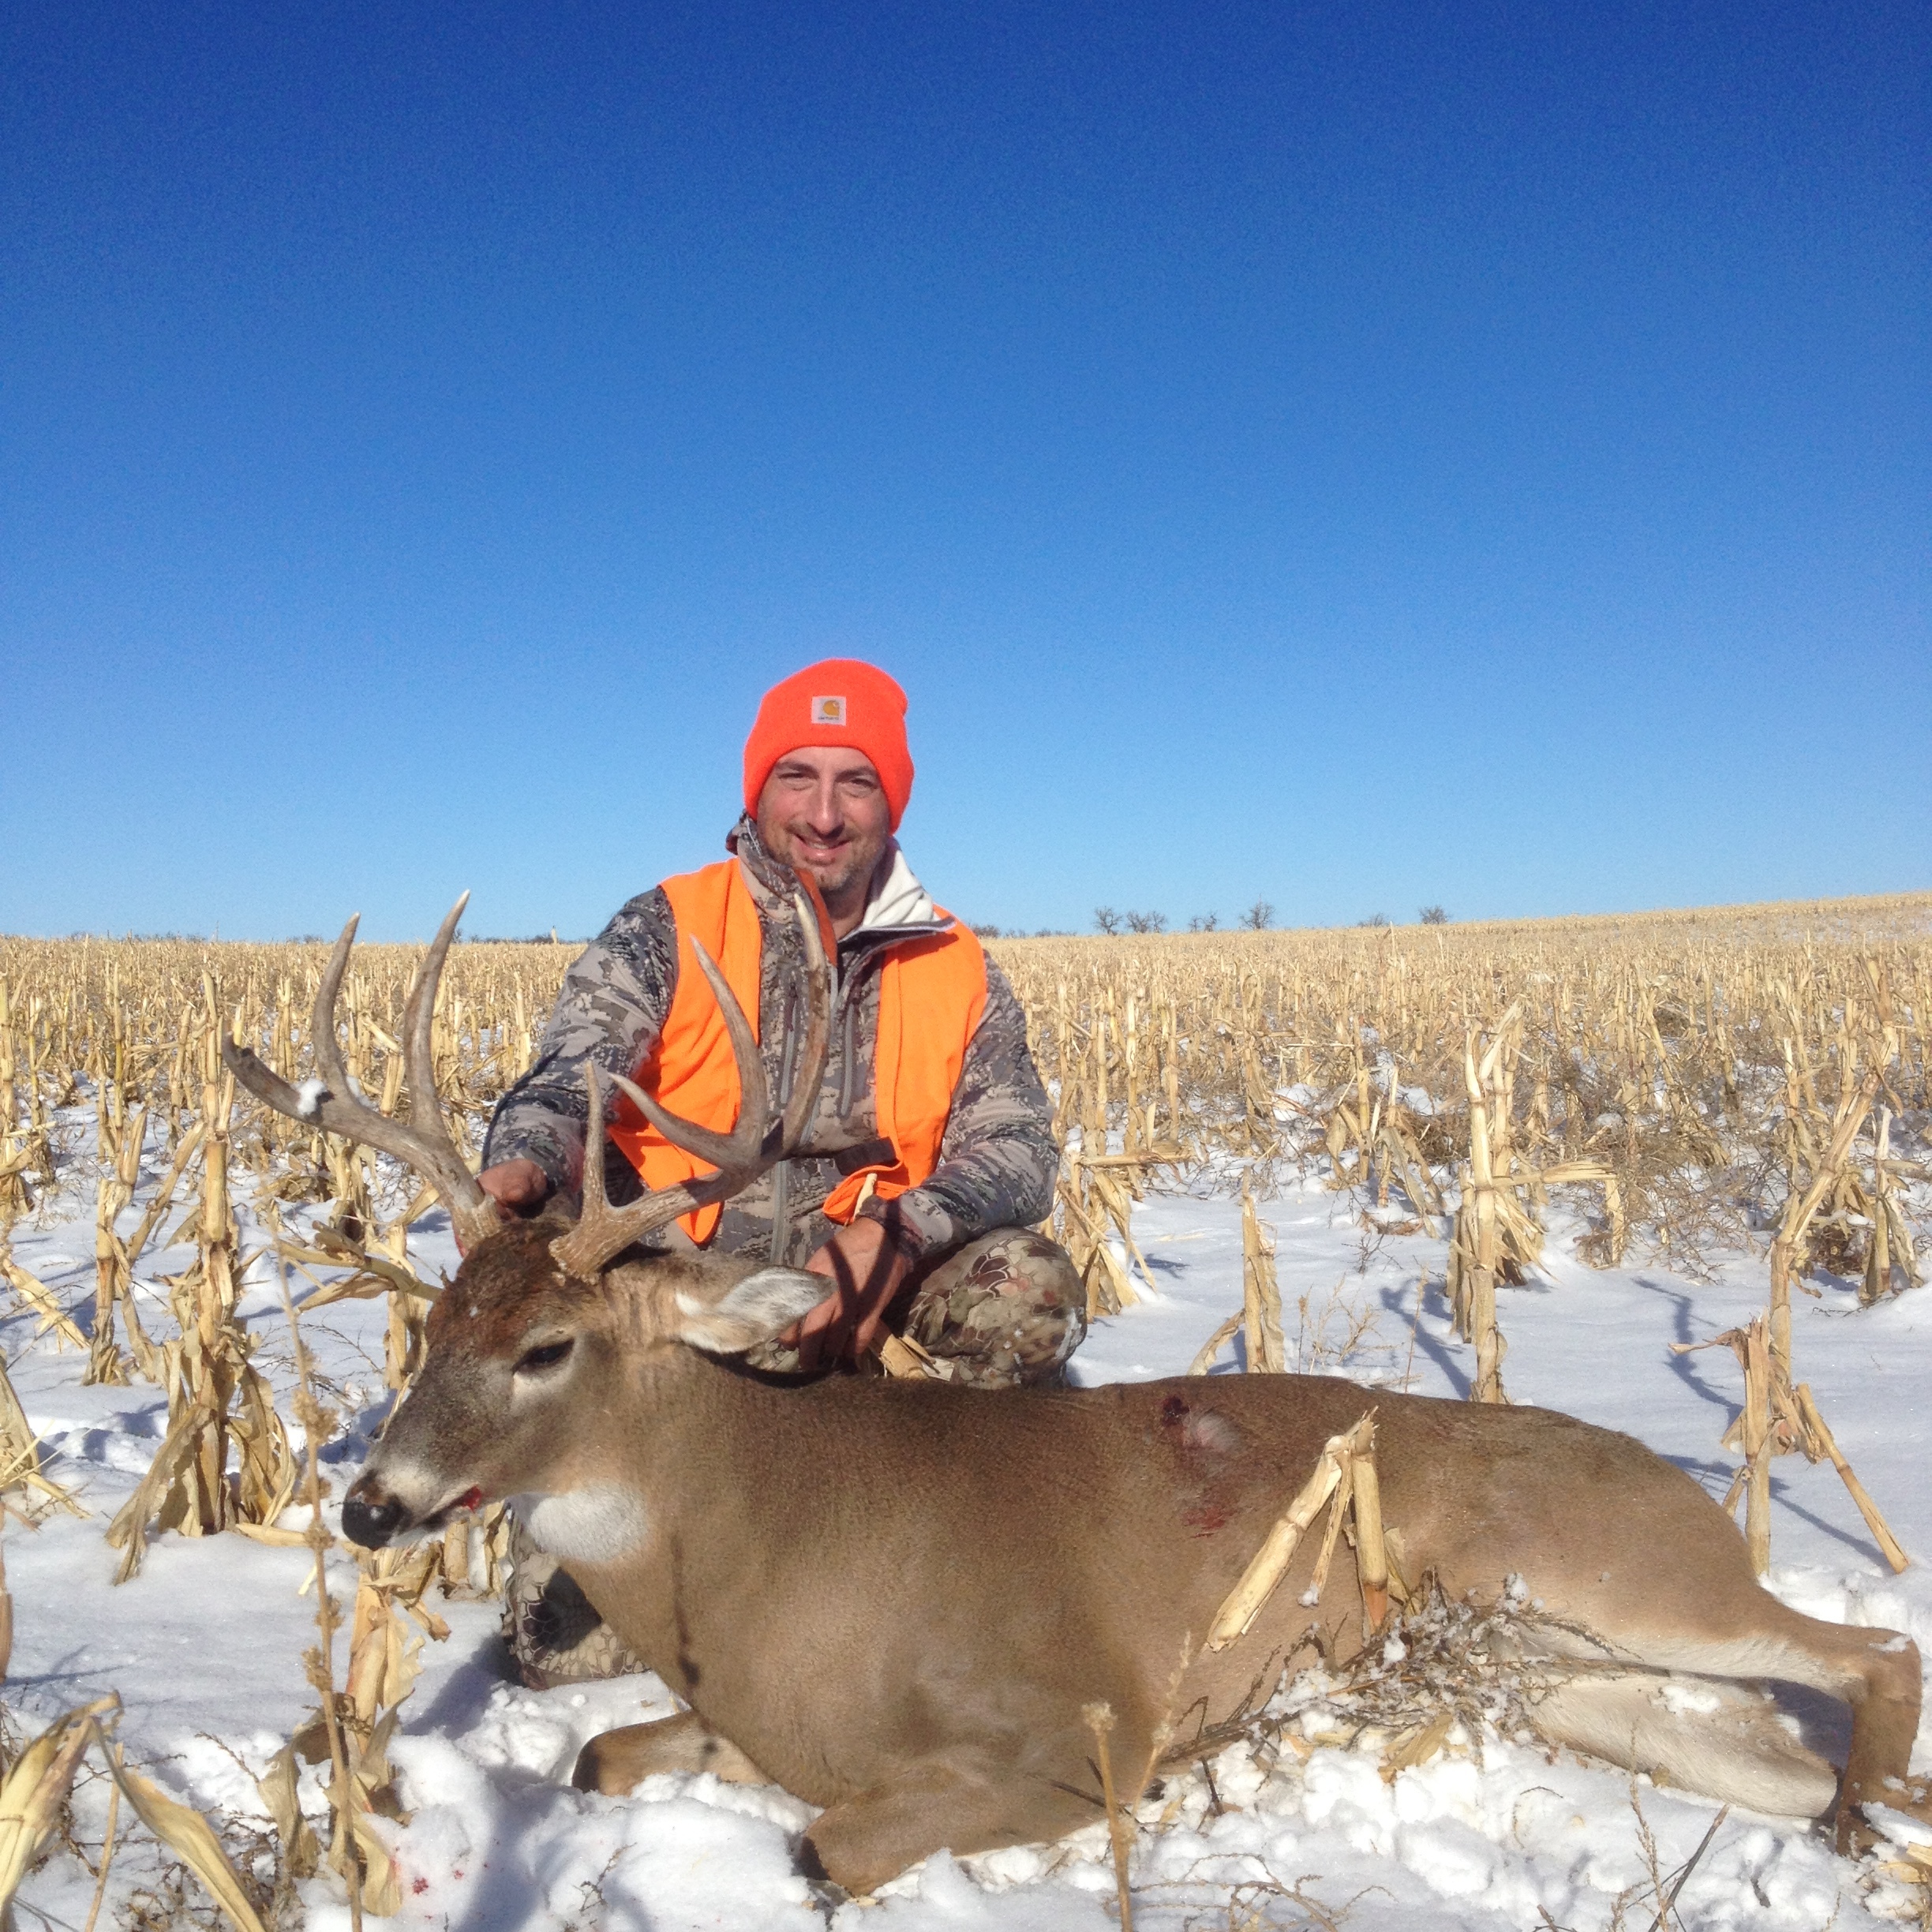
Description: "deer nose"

(342, 1488), (406, 1549)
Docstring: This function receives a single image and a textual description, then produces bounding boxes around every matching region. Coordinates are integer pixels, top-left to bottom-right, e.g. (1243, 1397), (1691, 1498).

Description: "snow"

(6, 1112), (1932, 1930)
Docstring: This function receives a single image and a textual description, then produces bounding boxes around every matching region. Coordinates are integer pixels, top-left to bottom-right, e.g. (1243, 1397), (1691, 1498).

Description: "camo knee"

(904, 1229), (1085, 1388)
(502, 1510), (649, 1689)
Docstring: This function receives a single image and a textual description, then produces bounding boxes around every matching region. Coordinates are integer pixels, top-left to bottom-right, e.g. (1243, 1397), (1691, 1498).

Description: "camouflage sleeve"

(863, 955), (1060, 1259)
(481, 889), (680, 1195)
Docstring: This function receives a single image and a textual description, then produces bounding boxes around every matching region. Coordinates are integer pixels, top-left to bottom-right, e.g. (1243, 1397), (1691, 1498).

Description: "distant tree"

(1187, 912), (1219, 932)
(1239, 899), (1274, 931)
(1359, 912), (1391, 928)
(969, 922), (1002, 938)
(1418, 905), (1451, 926)
(1093, 907), (1122, 935)
(1125, 910), (1169, 934)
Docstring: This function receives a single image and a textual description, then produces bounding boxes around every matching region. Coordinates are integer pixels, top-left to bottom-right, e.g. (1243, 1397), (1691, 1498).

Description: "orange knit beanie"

(743, 660), (915, 829)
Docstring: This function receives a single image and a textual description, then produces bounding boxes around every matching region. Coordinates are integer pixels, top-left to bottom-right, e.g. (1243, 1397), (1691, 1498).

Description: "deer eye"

(515, 1339), (575, 1375)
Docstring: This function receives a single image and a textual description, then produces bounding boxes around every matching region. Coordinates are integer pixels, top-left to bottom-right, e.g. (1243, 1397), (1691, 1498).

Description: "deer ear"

(672, 1267), (829, 1354)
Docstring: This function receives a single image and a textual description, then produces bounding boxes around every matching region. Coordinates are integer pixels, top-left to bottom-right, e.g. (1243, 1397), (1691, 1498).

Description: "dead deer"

(224, 897), (1926, 1896)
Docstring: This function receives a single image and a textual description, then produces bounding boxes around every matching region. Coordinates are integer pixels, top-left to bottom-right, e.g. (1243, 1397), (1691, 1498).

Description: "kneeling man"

(478, 658), (1084, 1682)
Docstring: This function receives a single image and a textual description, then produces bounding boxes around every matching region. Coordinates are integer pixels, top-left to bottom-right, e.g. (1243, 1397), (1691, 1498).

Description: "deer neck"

(549, 1352), (891, 1672)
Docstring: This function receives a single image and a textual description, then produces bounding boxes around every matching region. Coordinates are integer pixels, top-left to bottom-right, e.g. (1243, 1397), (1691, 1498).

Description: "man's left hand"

(784, 1218), (913, 1369)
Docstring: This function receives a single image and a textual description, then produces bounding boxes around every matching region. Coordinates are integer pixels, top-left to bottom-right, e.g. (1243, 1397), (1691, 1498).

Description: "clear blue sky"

(2, 2), (1925, 941)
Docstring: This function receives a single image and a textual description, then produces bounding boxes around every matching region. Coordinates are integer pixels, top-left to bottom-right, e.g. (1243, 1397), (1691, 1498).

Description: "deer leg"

(573, 1709), (769, 1794)
(800, 1761), (1099, 1898)
(1833, 1643), (1926, 1855)
(1528, 1670), (1840, 1818)
(1589, 1608), (1923, 1852)
(1683, 1619), (1920, 1853)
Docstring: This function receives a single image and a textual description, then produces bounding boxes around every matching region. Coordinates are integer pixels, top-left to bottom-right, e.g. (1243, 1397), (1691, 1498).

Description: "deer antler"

(222, 895), (502, 1253)
(551, 892), (832, 1278)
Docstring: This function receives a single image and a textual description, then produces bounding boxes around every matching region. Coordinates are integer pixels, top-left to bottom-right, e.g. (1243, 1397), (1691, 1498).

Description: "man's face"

(754, 746), (893, 916)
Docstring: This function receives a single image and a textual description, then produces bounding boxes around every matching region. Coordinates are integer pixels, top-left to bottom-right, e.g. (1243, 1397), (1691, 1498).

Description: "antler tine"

(552, 1065), (716, 1277)
(402, 892), (471, 1136)
(573, 1058), (615, 1225)
(616, 937), (773, 1174)
(221, 904), (500, 1252)
(306, 913), (361, 1103)
(775, 890), (831, 1153)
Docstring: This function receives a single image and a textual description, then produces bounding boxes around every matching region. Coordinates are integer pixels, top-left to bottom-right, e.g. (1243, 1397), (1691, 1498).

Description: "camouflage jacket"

(482, 817), (1058, 1265)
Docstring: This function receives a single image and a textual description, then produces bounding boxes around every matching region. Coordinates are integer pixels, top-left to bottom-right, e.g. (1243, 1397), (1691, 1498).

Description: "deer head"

(222, 891), (841, 1552)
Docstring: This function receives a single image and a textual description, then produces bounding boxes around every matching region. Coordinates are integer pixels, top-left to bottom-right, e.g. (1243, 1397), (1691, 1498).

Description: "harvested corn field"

(1, 889), (1929, 1930)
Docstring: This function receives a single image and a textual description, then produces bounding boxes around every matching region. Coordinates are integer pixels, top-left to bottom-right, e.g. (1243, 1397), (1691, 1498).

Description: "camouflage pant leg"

(501, 1509), (650, 1689)
(900, 1227), (1085, 1389)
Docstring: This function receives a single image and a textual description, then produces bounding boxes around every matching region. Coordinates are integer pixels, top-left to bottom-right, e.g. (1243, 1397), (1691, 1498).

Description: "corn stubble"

(0, 1692), (272, 1932)
(0, 930), (541, 1918)
(0, 897), (1926, 1904)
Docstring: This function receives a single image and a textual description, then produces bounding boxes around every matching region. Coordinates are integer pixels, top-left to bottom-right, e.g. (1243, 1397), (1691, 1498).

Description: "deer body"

(343, 1220), (1922, 1893)
(224, 897), (1925, 1896)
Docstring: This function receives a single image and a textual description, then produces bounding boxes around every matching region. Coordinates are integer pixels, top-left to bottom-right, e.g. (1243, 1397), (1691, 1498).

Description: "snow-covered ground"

(7, 1120), (1932, 1930)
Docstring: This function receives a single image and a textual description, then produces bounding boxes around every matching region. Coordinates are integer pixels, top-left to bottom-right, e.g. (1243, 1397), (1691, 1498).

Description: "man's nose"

(803, 782), (844, 829)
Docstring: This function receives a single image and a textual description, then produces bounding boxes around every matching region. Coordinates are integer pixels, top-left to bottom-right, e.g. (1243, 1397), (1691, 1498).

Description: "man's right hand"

(477, 1159), (551, 1215)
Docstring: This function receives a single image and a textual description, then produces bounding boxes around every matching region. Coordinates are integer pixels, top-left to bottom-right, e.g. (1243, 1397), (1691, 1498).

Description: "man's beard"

(777, 831), (882, 904)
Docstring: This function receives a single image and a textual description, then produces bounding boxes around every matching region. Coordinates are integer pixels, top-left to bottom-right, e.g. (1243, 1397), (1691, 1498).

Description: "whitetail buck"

(225, 897), (1926, 1895)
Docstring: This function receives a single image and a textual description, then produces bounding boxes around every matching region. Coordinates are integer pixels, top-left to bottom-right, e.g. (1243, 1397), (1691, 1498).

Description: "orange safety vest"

(605, 858), (988, 1245)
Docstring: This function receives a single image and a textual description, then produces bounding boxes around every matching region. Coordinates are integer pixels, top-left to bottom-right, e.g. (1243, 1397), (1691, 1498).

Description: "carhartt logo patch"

(810, 695), (847, 726)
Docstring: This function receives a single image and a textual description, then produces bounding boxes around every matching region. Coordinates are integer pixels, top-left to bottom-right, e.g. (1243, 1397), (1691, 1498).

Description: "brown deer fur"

(346, 1214), (1925, 1894)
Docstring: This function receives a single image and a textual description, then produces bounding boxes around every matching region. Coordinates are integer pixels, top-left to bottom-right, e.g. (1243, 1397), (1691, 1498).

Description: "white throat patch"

(508, 1485), (650, 1565)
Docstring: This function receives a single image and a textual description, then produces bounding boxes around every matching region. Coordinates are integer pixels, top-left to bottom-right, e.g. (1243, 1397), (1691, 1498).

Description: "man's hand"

(477, 1159), (550, 1214)
(455, 1159), (549, 1256)
(784, 1218), (913, 1370)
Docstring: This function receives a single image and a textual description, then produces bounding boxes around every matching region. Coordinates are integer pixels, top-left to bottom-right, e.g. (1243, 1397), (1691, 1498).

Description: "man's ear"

(672, 1267), (829, 1355)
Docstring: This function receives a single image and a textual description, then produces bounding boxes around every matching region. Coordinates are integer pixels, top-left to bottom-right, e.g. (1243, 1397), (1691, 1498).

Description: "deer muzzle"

(342, 1481), (410, 1549)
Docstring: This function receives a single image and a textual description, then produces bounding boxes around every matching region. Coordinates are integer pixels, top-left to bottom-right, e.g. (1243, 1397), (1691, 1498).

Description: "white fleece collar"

(847, 842), (945, 938)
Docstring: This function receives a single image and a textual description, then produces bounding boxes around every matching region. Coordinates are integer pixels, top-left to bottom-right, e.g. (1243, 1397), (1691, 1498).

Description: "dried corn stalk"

(103, 1051), (297, 1580)
(274, 1214), (440, 1392)
(267, 1272), (415, 1920)
(0, 1234), (86, 1352)
(1860, 1109), (1923, 1305)
(1793, 1383), (1908, 1572)
(0, 1353), (81, 1522)
(83, 1104), (157, 1386)
(1768, 1069), (1878, 1383)
(0, 983), (32, 1226)
(1054, 1150), (1176, 1317)
(1186, 1312), (1241, 1376)
(0, 1697), (119, 1915)
(1239, 1178), (1286, 1373)
(0, 1137), (31, 1230)
(1675, 1314), (1908, 1577)
(0, 1694), (268, 1932)
(877, 1330), (953, 1380)
(1447, 1018), (1518, 1403)
(1206, 1410), (1387, 1649)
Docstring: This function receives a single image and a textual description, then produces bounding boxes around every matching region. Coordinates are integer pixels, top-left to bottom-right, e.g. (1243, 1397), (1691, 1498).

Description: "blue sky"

(2, 1), (1925, 940)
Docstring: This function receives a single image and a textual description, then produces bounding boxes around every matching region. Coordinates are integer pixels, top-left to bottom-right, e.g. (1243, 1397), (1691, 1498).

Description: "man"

(478, 658), (1084, 1683)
